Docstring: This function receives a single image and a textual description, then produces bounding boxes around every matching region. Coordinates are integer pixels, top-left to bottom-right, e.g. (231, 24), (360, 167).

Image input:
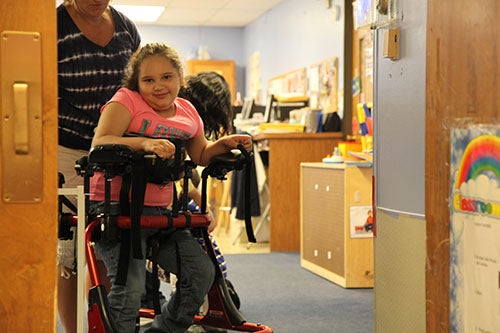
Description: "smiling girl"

(89, 43), (252, 333)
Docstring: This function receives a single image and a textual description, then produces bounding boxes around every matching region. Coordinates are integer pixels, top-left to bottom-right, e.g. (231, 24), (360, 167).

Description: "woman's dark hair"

(178, 71), (233, 139)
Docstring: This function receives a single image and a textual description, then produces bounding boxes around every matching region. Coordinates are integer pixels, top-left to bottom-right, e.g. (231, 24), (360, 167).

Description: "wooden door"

(186, 59), (236, 104)
(426, 1), (500, 332)
(0, 1), (58, 331)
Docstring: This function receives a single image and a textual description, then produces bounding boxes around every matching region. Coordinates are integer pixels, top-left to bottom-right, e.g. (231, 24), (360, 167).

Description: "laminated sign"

(449, 125), (500, 333)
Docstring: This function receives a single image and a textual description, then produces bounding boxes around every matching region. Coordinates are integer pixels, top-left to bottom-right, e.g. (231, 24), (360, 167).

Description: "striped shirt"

(57, 4), (141, 150)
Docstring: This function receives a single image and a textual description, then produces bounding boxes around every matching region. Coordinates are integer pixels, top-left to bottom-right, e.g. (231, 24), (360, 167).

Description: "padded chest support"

(88, 140), (186, 285)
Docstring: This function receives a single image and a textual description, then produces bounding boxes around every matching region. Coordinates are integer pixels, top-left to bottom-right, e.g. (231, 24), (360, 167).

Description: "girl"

(89, 42), (252, 333)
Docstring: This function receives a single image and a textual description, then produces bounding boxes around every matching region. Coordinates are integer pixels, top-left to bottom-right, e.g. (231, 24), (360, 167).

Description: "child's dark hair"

(179, 71), (233, 139)
(123, 43), (184, 92)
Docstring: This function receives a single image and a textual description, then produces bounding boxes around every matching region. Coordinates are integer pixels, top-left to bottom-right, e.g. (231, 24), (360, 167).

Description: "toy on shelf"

(356, 102), (373, 152)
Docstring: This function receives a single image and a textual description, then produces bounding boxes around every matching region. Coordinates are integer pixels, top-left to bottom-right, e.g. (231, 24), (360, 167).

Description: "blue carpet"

(224, 252), (374, 333)
(58, 252), (374, 332)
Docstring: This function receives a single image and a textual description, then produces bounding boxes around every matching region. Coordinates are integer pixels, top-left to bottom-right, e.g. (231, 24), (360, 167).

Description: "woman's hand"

(143, 138), (176, 159)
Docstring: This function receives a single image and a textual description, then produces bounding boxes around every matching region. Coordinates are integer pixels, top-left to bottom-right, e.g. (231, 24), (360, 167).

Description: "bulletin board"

(268, 67), (307, 100)
(353, 0), (398, 29)
(308, 57), (339, 112)
(360, 33), (374, 103)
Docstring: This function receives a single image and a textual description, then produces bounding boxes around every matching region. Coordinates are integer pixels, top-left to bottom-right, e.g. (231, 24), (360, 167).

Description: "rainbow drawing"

(450, 128), (500, 333)
(454, 134), (500, 190)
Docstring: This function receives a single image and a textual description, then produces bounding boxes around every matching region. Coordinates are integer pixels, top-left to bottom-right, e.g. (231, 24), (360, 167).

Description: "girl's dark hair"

(123, 43), (184, 92)
(178, 71), (233, 139)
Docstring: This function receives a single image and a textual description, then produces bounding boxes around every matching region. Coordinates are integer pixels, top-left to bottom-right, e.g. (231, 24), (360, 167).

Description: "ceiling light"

(113, 5), (165, 23)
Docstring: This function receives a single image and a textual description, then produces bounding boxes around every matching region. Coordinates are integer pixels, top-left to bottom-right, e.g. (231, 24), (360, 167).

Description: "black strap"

(165, 210), (174, 228)
(115, 157), (147, 286)
(130, 155), (147, 259)
(120, 173), (131, 217)
(244, 156), (256, 243)
(60, 195), (78, 214)
(150, 237), (162, 314)
(180, 163), (194, 212)
(115, 173), (132, 286)
(171, 180), (179, 217)
(115, 228), (130, 286)
(173, 240), (182, 309)
(179, 211), (191, 229)
(104, 175), (119, 244)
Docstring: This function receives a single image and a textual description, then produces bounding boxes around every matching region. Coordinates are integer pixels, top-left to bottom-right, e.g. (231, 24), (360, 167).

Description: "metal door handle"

(1, 30), (43, 203)
(13, 82), (29, 154)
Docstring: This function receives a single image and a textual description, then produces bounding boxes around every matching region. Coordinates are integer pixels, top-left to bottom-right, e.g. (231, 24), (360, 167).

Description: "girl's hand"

(143, 138), (176, 159)
(223, 134), (253, 152)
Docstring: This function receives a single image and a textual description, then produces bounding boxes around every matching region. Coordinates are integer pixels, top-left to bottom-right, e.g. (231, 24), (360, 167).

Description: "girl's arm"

(91, 102), (176, 159)
(186, 133), (253, 166)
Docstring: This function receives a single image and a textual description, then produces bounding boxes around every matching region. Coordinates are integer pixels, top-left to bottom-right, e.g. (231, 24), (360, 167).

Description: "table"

(253, 132), (342, 251)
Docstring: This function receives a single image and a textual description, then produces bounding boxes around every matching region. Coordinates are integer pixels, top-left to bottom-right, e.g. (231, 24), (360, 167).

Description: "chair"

(59, 144), (273, 333)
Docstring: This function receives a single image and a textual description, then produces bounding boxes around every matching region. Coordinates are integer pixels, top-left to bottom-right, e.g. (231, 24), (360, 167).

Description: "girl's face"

(138, 54), (180, 115)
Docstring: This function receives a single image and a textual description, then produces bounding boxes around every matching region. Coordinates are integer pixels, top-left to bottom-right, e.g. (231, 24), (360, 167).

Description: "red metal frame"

(83, 213), (274, 333)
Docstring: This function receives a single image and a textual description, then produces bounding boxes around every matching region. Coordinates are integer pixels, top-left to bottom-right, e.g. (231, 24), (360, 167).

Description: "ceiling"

(57, 0), (284, 27)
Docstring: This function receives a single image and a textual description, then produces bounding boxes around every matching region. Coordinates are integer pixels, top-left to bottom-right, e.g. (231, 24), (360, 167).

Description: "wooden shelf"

(186, 59), (236, 105)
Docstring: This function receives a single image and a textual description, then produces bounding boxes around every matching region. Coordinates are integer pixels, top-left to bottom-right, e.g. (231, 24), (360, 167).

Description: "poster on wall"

(353, 0), (398, 29)
(349, 205), (374, 238)
(248, 51), (262, 104)
(308, 57), (338, 113)
(450, 125), (500, 332)
(267, 67), (307, 100)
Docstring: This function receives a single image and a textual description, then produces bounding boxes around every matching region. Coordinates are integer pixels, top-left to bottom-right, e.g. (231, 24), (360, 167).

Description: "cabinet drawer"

(302, 167), (345, 276)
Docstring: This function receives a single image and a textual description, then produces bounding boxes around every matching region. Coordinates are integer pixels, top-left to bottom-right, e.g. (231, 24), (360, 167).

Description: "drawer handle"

(314, 184), (319, 190)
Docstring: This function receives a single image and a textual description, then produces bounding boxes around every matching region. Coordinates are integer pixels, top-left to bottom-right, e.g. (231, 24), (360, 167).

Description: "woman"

(57, 0), (140, 331)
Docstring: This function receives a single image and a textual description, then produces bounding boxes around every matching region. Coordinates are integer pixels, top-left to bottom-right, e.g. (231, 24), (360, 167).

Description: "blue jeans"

(90, 203), (215, 333)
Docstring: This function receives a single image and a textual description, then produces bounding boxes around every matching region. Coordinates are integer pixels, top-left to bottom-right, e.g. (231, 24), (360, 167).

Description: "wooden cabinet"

(300, 162), (373, 288)
(186, 59), (236, 104)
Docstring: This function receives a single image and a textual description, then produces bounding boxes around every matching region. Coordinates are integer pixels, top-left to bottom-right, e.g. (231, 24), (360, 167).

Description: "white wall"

(137, 0), (345, 113)
(244, 0), (345, 107)
(136, 25), (246, 95)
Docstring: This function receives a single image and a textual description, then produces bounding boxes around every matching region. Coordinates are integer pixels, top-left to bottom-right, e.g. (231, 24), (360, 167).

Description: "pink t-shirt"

(90, 88), (204, 206)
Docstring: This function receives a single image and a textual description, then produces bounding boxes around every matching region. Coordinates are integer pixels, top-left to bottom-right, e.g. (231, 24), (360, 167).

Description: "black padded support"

(88, 284), (119, 332)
